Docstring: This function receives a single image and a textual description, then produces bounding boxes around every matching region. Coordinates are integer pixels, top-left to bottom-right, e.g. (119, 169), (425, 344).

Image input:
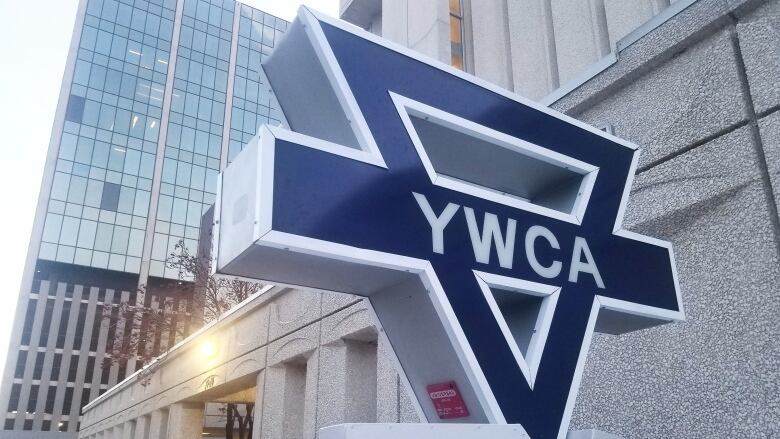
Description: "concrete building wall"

(380, 0), (451, 64)
(77, 288), (421, 439)
(506, 0), (560, 100)
(339, 0), (712, 101)
(547, 0), (780, 437)
(469, 0), (514, 90)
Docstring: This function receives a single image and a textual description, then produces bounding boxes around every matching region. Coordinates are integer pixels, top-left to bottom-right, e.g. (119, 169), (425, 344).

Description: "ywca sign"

(213, 8), (684, 439)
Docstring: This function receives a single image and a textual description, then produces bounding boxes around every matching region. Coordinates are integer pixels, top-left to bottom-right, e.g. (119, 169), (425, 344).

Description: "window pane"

(128, 228), (145, 257)
(151, 232), (167, 260)
(60, 133), (78, 161)
(50, 172), (70, 201)
(94, 223), (113, 252)
(124, 148), (141, 175)
(77, 220), (98, 248)
(133, 189), (150, 217)
(92, 141), (110, 168)
(60, 216), (80, 246)
(157, 194), (173, 221)
(13, 351), (27, 379)
(100, 182), (121, 211)
(449, 0), (461, 15)
(75, 137), (95, 165)
(117, 186), (135, 214)
(83, 99), (100, 126)
(98, 104), (116, 130)
(65, 95), (86, 123)
(33, 352), (45, 380)
(111, 226), (130, 253)
(139, 152), (155, 179)
(108, 145), (126, 171)
(171, 197), (187, 224)
(450, 18), (462, 44)
(67, 176), (87, 205)
(85, 179), (104, 208)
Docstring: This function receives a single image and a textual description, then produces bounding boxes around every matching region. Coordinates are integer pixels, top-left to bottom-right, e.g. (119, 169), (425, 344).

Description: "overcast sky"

(0, 0), (338, 374)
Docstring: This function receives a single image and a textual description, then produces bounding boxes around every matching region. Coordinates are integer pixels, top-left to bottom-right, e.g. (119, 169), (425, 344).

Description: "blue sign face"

(216, 8), (684, 439)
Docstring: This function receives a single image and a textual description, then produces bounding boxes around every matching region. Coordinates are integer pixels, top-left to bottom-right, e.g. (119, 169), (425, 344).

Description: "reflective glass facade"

(227, 4), (286, 162)
(1, 0), (286, 433)
(41, 0), (176, 274)
(149, 0), (234, 279)
(38, 0), (285, 280)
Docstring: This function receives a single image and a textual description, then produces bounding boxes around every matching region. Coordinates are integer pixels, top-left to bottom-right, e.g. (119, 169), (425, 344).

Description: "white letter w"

(463, 207), (516, 269)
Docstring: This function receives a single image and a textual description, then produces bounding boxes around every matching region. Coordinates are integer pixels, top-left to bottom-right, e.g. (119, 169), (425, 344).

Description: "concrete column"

(33, 280), (67, 429)
(382, 0), (450, 64)
(376, 336), (401, 423)
(315, 342), (349, 429)
(148, 410), (169, 439)
(261, 355), (319, 439)
(14, 284), (50, 427)
(61, 285), (90, 431)
(252, 371), (265, 439)
(604, 0), (663, 44)
(470, 0), (514, 90)
(407, 0), (450, 63)
(381, 0), (409, 46)
(121, 420), (136, 439)
(507, 0), (560, 100)
(167, 402), (205, 439)
(133, 415), (150, 439)
(220, 3), (241, 170)
(550, 0), (611, 84)
(137, 0), (187, 287)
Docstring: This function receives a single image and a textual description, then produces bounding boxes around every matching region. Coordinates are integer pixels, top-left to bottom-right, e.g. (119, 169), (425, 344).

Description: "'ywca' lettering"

(414, 192), (605, 289)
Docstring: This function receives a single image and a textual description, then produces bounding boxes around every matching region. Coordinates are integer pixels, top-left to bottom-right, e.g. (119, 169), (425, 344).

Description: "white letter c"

(525, 225), (562, 279)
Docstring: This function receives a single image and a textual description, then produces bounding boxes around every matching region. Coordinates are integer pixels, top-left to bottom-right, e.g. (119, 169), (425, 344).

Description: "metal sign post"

(212, 7), (684, 439)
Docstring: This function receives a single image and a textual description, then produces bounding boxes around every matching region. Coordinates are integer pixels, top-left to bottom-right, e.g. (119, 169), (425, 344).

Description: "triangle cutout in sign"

(473, 271), (560, 389)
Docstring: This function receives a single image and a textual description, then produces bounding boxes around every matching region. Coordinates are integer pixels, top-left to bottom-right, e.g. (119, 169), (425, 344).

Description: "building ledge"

(340, 0), (381, 30)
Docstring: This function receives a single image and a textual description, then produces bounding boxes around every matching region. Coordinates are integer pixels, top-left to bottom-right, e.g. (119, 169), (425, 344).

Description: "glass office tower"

(0, 0), (286, 435)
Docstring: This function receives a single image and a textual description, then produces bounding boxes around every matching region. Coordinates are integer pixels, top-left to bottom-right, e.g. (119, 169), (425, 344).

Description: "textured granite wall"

(555, 0), (780, 436)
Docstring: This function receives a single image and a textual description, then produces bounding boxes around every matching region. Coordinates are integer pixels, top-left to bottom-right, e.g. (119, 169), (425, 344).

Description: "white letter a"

(568, 237), (605, 288)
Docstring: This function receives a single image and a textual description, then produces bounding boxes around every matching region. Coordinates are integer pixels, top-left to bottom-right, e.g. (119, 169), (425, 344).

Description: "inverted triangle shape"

(473, 271), (560, 389)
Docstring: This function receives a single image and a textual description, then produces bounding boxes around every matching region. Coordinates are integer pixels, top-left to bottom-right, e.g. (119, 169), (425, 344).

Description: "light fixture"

(132, 115), (139, 128)
(200, 340), (217, 358)
(128, 49), (141, 56)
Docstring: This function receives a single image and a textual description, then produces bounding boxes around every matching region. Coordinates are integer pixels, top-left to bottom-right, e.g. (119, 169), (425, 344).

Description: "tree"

(102, 239), (262, 439)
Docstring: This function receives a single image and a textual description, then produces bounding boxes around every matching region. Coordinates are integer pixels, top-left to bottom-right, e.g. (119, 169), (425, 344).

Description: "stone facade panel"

(571, 126), (780, 438)
(758, 110), (780, 208)
(268, 289), (322, 342)
(576, 29), (747, 168)
(736, 0), (780, 114)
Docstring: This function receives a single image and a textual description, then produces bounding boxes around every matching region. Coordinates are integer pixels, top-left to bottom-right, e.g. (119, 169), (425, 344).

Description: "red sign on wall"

(426, 381), (469, 419)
